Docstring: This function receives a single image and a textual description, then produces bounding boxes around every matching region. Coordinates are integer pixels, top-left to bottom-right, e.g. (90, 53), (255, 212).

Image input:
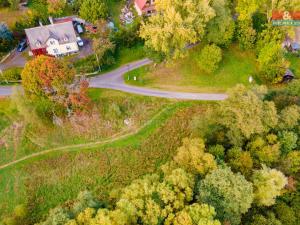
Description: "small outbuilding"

(282, 69), (295, 82)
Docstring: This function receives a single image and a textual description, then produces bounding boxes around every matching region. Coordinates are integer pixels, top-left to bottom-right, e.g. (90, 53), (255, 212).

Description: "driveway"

(0, 49), (27, 71)
(0, 58), (228, 100)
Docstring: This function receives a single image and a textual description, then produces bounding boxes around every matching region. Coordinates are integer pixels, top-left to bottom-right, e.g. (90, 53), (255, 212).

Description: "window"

(66, 46), (71, 51)
(50, 41), (55, 45)
(53, 48), (58, 53)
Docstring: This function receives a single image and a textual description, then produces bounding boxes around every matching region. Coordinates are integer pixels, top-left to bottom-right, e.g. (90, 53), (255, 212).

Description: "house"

(25, 21), (79, 57)
(134, 0), (155, 16)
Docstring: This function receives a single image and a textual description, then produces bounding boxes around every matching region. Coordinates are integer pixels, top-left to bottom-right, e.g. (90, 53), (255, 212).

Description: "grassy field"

(125, 44), (258, 93)
(0, 92), (209, 222)
(0, 8), (27, 28)
(0, 88), (169, 165)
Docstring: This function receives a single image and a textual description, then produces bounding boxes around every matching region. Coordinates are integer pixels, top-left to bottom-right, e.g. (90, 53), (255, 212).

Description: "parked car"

(17, 39), (27, 52)
(75, 23), (84, 34)
(77, 37), (84, 47)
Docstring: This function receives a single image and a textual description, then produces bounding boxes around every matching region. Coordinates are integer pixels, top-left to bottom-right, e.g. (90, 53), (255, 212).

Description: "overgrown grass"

(0, 89), (169, 166)
(0, 100), (208, 222)
(124, 44), (258, 93)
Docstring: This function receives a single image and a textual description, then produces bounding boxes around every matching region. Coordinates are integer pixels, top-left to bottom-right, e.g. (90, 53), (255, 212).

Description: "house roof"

(135, 0), (147, 10)
(25, 21), (77, 50)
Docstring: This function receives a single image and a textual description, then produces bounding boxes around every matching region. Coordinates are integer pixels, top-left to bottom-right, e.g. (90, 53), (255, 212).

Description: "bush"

(0, 67), (22, 83)
(257, 42), (289, 83)
(197, 44), (222, 74)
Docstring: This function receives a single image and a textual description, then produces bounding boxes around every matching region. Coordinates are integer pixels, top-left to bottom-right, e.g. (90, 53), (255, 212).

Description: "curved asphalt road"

(0, 58), (227, 100)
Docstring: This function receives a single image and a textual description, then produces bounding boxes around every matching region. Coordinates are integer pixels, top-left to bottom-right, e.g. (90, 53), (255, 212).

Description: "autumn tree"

(252, 166), (287, 206)
(79, 0), (108, 23)
(281, 151), (300, 175)
(139, 0), (215, 59)
(173, 138), (217, 175)
(226, 147), (253, 177)
(255, 25), (285, 54)
(257, 42), (289, 83)
(237, 19), (257, 50)
(197, 44), (222, 74)
(172, 203), (221, 225)
(247, 134), (280, 166)
(198, 167), (253, 225)
(218, 85), (278, 146)
(21, 55), (90, 117)
(47, 0), (66, 15)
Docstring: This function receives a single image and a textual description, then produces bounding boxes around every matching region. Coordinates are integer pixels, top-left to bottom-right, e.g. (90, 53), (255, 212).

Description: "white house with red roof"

(134, 0), (156, 16)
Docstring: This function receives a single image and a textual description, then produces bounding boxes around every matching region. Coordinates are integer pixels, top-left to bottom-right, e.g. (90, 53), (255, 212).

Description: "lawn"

(125, 44), (258, 93)
(0, 95), (209, 222)
(286, 53), (300, 77)
(0, 7), (27, 28)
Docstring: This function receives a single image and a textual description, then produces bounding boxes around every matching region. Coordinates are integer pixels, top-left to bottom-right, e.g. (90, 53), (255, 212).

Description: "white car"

(77, 37), (84, 47)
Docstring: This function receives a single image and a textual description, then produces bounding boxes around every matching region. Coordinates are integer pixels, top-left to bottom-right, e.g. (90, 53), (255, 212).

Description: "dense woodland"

(0, 0), (300, 224)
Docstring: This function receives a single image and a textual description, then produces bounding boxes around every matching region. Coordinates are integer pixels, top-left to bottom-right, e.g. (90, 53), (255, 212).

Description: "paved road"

(0, 58), (228, 100)
(89, 59), (227, 100)
(0, 49), (27, 71)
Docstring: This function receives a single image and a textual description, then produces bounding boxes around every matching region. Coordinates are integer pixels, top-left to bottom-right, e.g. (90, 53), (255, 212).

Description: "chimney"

(39, 20), (43, 26)
(49, 16), (54, 25)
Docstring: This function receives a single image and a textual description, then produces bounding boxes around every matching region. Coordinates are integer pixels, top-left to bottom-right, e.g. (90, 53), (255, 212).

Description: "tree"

(255, 25), (285, 54)
(79, 0), (108, 23)
(173, 138), (217, 175)
(247, 135), (280, 166)
(92, 20), (116, 70)
(252, 165), (287, 206)
(218, 85), (278, 146)
(250, 213), (282, 225)
(237, 19), (257, 50)
(236, 0), (260, 20)
(197, 44), (222, 74)
(278, 105), (300, 130)
(198, 167), (253, 225)
(139, 0), (215, 59)
(281, 151), (300, 175)
(257, 42), (289, 83)
(226, 147), (253, 177)
(0, 23), (14, 52)
(206, 0), (235, 47)
(47, 0), (66, 15)
(21, 55), (90, 117)
(278, 131), (298, 155)
(8, 0), (19, 9)
(172, 203), (221, 225)
(274, 202), (297, 225)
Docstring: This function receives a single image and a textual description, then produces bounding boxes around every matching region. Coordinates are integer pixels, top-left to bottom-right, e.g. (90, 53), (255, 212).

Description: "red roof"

(135, 0), (147, 10)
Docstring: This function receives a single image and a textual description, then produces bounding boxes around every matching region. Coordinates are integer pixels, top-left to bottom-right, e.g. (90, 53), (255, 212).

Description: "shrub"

(0, 67), (22, 83)
(197, 44), (222, 74)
